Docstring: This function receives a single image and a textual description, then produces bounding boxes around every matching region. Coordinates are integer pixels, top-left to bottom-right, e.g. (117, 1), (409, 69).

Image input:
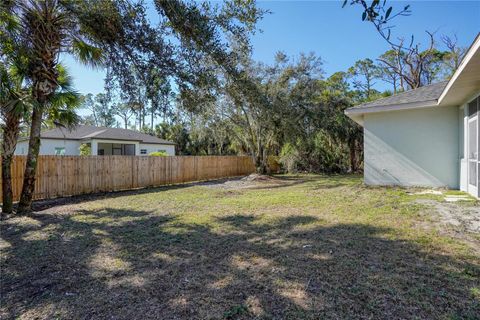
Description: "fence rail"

(0, 155), (255, 202)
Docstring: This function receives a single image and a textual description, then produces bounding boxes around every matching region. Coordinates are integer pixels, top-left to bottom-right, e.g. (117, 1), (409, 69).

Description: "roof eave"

(343, 111), (364, 126)
(345, 99), (438, 116)
(81, 137), (176, 145)
(19, 136), (82, 142)
(140, 141), (176, 145)
(437, 32), (480, 106)
(81, 137), (143, 142)
(347, 33), (480, 119)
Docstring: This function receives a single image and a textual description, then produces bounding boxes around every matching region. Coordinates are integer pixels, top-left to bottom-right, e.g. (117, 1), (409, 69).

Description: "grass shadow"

(1, 209), (479, 319)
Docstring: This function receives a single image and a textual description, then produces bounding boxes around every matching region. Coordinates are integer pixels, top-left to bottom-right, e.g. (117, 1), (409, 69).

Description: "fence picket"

(0, 155), (255, 202)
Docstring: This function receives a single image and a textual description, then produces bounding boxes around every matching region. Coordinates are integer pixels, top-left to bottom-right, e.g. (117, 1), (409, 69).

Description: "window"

(469, 120), (478, 159)
(140, 149), (147, 154)
(98, 149), (105, 155)
(124, 145), (135, 155)
(54, 147), (65, 156)
(112, 147), (122, 155)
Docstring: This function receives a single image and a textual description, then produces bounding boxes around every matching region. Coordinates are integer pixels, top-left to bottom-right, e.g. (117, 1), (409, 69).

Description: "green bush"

(79, 143), (91, 156)
(149, 151), (168, 156)
(312, 131), (349, 173)
(279, 142), (301, 173)
(279, 131), (350, 174)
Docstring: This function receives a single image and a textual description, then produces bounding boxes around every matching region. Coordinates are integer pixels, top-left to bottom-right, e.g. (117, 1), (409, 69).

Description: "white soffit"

(438, 33), (480, 106)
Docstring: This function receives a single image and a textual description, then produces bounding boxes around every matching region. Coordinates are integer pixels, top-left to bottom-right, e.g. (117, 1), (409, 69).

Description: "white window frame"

(55, 147), (66, 156)
(466, 95), (479, 198)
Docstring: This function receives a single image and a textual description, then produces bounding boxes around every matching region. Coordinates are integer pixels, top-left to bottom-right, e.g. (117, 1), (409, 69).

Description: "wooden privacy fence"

(0, 155), (255, 202)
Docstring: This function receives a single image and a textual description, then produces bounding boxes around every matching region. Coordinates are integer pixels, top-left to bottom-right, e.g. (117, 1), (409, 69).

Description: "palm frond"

(47, 91), (81, 129)
(71, 38), (105, 68)
(49, 90), (81, 110)
(55, 63), (76, 91)
(45, 63), (82, 129)
(46, 106), (81, 129)
(0, 59), (32, 117)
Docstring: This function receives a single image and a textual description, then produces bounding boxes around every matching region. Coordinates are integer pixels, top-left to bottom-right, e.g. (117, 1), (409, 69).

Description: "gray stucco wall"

(364, 106), (460, 188)
(15, 139), (81, 155)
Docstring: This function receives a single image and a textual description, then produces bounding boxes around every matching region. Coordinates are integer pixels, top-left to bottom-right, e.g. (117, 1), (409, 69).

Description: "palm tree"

(2, 0), (103, 213)
(1, 61), (32, 215)
(1, 61), (80, 215)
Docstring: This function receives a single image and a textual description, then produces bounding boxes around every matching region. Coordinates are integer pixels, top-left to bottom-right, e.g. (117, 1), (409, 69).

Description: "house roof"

(33, 125), (175, 145)
(345, 32), (480, 124)
(350, 81), (448, 110)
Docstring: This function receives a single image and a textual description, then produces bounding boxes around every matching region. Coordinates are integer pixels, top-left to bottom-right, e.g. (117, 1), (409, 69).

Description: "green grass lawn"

(1, 175), (479, 319)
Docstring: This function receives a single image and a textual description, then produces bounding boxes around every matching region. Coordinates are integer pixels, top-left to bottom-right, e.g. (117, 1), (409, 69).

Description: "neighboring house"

(15, 125), (176, 156)
(346, 33), (480, 199)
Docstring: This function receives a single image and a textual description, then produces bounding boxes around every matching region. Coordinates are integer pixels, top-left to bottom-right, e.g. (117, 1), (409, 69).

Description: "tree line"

(1, 0), (466, 216)
(75, 32), (464, 173)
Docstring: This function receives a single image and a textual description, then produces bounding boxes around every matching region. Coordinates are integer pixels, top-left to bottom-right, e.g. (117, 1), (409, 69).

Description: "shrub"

(79, 143), (91, 156)
(149, 151), (168, 156)
(279, 142), (301, 173)
(279, 131), (350, 174)
(312, 131), (349, 173)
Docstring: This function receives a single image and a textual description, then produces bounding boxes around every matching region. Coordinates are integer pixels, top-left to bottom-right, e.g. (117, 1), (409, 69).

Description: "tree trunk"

(138, 110), (142, 130)
(349, 139), (357, 173)
(254, 155), (267, 174)
(253, 148), (268, 175)
(151, 110), (154, 131)
(139, 107), (145, 130)
(1, 112), (21, 215)
(92, 108), (98, 126)
(17, 107), (43, 214)
(123, 115), (128, 129)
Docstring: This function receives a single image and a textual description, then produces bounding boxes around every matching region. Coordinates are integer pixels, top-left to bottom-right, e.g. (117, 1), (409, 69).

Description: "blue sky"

(65, 0), (480, 97)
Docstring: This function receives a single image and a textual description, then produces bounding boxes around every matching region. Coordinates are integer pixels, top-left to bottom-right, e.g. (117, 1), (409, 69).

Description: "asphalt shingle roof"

(350, 81), (448, 110)
(38, 125), (175, 145)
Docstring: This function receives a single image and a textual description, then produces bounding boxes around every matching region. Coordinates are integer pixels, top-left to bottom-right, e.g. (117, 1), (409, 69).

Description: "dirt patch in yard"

(199, 174), (297, 190)
(415, 199), (479, 233)
(415, 199), (480, 250)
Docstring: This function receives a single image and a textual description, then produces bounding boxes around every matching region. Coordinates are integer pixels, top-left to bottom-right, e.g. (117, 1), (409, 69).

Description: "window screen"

(140, 149), (147, 154)
(469, 120), (478, 160)
(468, 98), (478, 118)
(469, 162), (477, 186)
(124, 145), (135, 155)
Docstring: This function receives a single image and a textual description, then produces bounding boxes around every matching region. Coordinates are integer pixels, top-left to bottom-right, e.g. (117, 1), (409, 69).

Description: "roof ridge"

(81, 128), (108, 139)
